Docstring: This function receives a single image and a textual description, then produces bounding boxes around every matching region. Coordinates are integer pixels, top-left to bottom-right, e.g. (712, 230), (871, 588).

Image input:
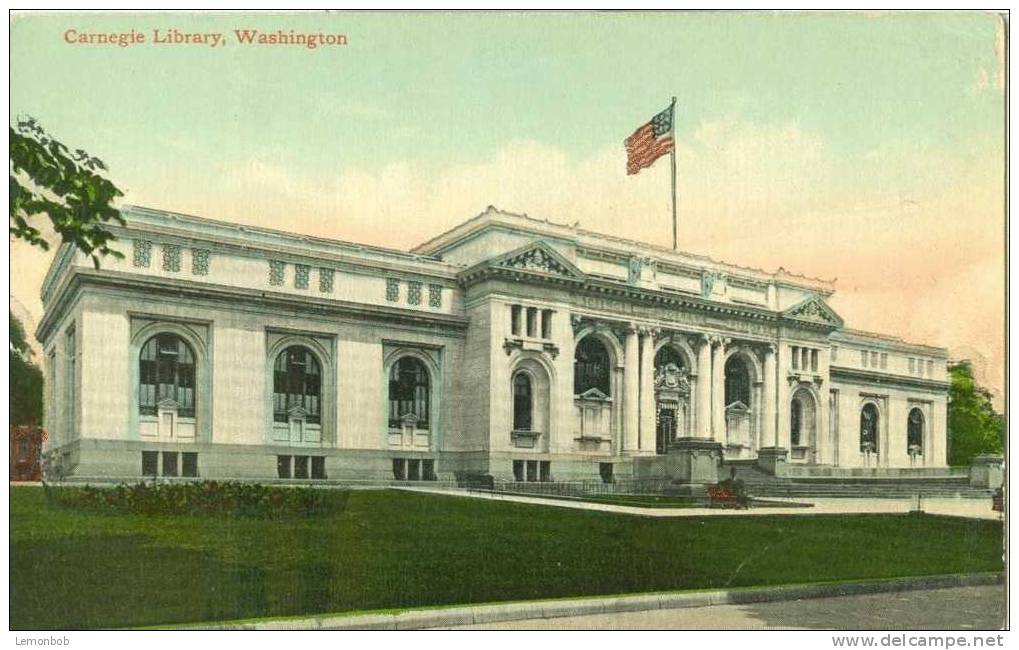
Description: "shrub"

(43, 481), (349, 519)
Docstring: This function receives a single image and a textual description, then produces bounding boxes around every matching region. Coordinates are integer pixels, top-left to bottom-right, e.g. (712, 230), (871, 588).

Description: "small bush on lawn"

(43, 481), (349, 519)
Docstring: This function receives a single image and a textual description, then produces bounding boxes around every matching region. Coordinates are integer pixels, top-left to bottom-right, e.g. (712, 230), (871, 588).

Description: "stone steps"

(723, 462), (992, 499)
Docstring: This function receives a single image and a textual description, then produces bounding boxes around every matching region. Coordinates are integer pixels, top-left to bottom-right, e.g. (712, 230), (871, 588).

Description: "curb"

(185, 572), (1003, 630)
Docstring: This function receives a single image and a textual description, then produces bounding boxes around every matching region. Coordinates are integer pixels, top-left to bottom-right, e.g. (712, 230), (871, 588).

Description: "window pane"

(539, 461), (551, 482)
(526, 460), (537, 482)
(294, 455), (309, 479)
(162, 452), (178, 477)
(311, 456), (326, 479)
(142, 451), (158, 477)
(513, 373), (533, 431)
(574, 337), (611, 396)
(513, 460), (524, 482)
(182, 452), (198, 478)
(277, 455), (291, 479)
(408, 459), (421, 481)
(392, 458), (406, 480)
(422, 459), (435, 481)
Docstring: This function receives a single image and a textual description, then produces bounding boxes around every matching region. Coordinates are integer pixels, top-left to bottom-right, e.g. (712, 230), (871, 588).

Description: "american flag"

(625, 104), (674, 175)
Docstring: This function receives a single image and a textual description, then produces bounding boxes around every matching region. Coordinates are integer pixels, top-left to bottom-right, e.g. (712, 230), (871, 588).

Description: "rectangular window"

(811, 349), (819, 372)
(408, 459), (421, 481)
(422, 459), (436, 481)
(870, 351), (879, 367)
(540, 309), (553, 339)
(392, 458), (406, 481)
(512, 459), (525, 482)
(526, 460), (538, 482)
(927, 360), (934, 376)
(294, 455), (309, 479)
(311, 456), (326, 479)
(526, 307), (537, 337)
(791, 346), (799, 370)
(277, 455), (292, 479)
(294, 264), (310, 289)
(539, 461), (551, 482)
(182, 452), (198, 478)
(861, 350), (868, 367)
(880, 353), (888, 370)
(385, 278), (399, 302)
(142, 451), (158, 477)
(162, 452), (178, 477)
(908, 358), (915, 374)
(510, 305), (522, 336)
(428, 284), (442, 308)
(407, 281), (422, 305)
(269, 260), (286, 286)
(599, 462), (614, 484)
(831, 346), (839, 362)
(319, 268), (334, 293)
(802, 348), (811, 370)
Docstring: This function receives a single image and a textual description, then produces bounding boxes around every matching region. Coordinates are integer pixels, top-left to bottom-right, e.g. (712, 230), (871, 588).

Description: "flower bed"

(43, 480), (349, 519)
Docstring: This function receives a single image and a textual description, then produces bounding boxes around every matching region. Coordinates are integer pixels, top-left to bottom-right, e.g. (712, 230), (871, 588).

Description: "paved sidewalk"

(396, 486), (1001, 520)
(438, 585), (1007, 630)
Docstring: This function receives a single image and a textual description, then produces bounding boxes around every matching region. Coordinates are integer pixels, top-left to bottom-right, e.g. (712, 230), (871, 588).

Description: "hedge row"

(43, 480), (349, 518)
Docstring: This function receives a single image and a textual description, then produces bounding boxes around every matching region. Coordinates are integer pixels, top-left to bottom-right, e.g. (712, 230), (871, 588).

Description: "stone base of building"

(756, 446), (789, 477)
(662, 437), (724, 486)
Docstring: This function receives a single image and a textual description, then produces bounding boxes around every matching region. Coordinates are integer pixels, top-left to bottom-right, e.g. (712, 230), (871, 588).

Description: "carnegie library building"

(37, 205), (954, 485)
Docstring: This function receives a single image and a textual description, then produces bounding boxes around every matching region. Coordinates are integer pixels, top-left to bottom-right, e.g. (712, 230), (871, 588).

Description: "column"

(695, 335), (712, 438)
(639, 327), (657, 452)
(623, 324), (640, 453)
(711, 337), (728, 443)
(762, 343), (777, 447)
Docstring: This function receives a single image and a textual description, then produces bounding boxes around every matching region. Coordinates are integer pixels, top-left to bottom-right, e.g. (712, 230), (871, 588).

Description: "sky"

(9, 11), (1006, 398)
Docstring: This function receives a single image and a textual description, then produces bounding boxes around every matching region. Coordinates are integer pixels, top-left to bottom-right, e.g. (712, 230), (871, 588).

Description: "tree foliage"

(10, 117), (125, 268)
(10, 311), (43, 426)
(947, 360), (1004, 466)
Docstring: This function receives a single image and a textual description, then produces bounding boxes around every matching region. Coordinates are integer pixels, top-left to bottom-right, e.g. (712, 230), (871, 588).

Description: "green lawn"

(10, 486), (1003, 630)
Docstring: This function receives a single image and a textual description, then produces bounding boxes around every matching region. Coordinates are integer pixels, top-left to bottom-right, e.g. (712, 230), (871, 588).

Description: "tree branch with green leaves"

(10, 117), (125, 268)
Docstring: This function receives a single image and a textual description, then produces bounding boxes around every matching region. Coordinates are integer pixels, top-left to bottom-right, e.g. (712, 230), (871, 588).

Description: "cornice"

(829, 366), (949, 392)
(109, 222), (462, 285)
(36, 268), (469, 342)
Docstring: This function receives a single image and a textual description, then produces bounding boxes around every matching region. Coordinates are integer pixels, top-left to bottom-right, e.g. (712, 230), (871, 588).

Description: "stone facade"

(36, 205), (951, 483)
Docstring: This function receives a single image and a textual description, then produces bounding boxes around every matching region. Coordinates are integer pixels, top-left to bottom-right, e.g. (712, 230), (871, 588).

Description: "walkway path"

(396, 486), (1001, 520)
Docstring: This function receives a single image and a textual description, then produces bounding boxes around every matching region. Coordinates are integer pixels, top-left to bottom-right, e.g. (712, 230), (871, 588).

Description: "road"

(438, 585), (1006, 630)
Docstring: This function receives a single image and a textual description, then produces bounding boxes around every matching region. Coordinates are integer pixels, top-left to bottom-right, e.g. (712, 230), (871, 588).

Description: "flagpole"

(670, 96), (678, 250)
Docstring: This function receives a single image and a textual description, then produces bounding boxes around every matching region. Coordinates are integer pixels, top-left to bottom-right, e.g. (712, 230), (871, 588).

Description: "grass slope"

(10, 486), (1003, 630)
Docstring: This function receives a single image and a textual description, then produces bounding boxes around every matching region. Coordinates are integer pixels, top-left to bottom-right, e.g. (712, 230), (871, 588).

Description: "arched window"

(654, 345), (685, 370)
(273, 346), (321, 424)
(139, 333), (195, 417)
(513, 372), (533, 431)
(724, 356), (751, 407)
(860, 403), (879, 453)
(574, 336), (611, 396)
(790, 398), (803, 447)
(389, 357), (430, 429)
(907, 408), (924, 453)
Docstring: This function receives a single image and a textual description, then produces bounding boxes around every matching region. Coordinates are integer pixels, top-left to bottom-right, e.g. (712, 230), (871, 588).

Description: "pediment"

(287, 405), (309, 419)
(577, 387), (610, 401)
(491, 242), (585, 280)
(725, 400), (750, 413)
(157, 398), (180, 410)
(782, 295), (843, 328)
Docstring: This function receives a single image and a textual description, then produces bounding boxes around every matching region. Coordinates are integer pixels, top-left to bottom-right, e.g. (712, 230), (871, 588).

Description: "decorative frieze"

(191, 248), (210, 276)
(269, 260), (285, 286)
(385, 278), (400, 302)
(132, 240), (152, 268)
(428, 284), (442, 308)
(319, 268), (334, 293)
(161, 244), (181, 272)
(294, 264), (310, 290)
(408, 281), (422, 305)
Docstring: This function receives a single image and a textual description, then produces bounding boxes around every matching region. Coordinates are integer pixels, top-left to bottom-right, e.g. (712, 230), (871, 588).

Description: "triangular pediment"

(577, 387), (610, 401)
(491, 242), (585, 279)
(725, 400), (750, 413)
(782, 295), (844, 328)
